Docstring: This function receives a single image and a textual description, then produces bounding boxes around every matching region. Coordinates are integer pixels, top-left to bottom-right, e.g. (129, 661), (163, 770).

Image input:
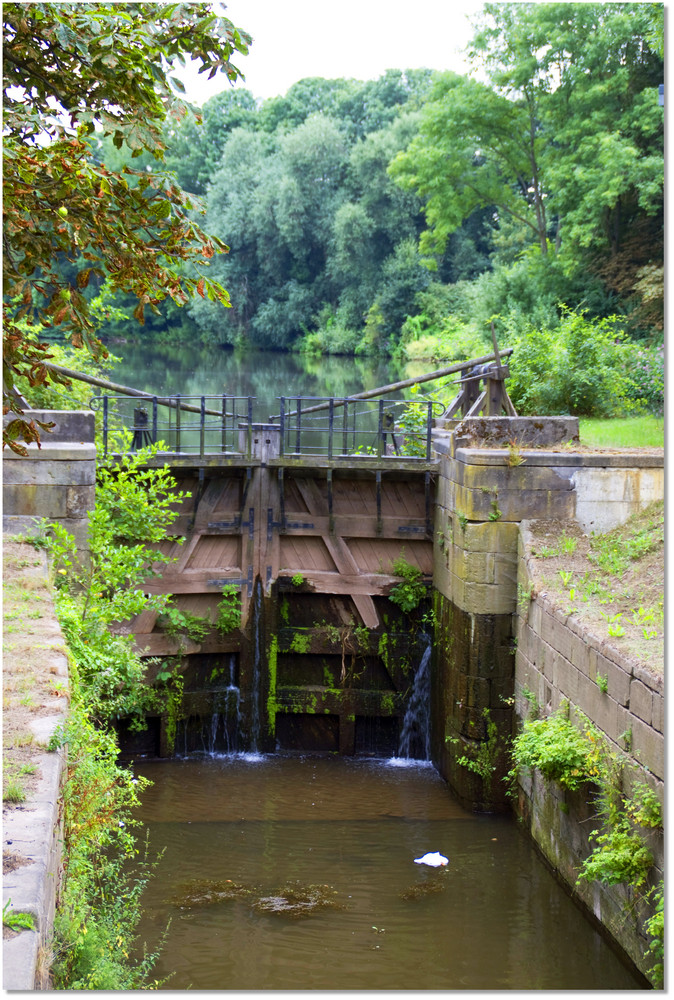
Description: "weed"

(577, 819), (653, 890)
(291, 573), (305, 587)
(3, 899), (35, 931)
(558, 569), (573, 587)
(608, 623), (625, 638)
(521, 686), (540, 719)
(456, 512), (468, 532)
(450, 708), (502, 790)
(3, 780), (26, 803)
(216, 584), (241, 635)
(388, 556), (426, 613)
(517, 583), (534, 613)
(643, 883), (664, 988)
(596, 674), (608, 694)
(488, 499), (502, 521)
(625, 782), (662, 828)
(506, 439), (526, 467)
(559, 534), (578, 555)
(537, 544), (558, 558)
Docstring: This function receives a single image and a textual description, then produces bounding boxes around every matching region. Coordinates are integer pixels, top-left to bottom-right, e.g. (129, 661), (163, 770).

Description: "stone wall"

(3, 410), (95, 552)
(513, 521), (663, 981)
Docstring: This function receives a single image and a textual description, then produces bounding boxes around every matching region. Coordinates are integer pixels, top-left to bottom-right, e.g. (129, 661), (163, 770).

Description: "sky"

(179, 0), (486, 104)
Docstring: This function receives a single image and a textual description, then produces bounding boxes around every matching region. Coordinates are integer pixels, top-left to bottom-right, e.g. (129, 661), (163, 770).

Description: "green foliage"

(158, 606), (211, 643)
(289, 632), (311, 654)
(453, 708), (501, 788)
(577, 818), (653, 890)
(3, 2), (250, 447)
(50, 703), (164, 989)
(596, 674), (608, 694)
(3, 899), (35, 931)
(508, 708), (598, 791)
(291, 573), (305, 587)
(506, 309), (651, 417)
(388, 557), (426, 613)
(625, 782), (663, 829)
(216, 585), (242, 635)
(643, 883), (664, 989)
(48, 444), (189, 727)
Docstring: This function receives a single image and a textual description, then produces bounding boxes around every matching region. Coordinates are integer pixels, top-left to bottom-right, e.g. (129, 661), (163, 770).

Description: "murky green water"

(133, 755), (644, 990)
(107, 341), (399, 422)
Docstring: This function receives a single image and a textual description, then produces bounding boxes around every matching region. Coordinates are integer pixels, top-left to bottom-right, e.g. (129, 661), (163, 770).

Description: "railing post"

(341, 398), (349, 455)
(102, 396), (108, 455)
(279, 398), (285, 458)
(328, 398), (334, 460)
(199, 396), (206, 457)
(175, 394), (181, 453)
(295, 398), (301, 454)
(426, 401), (433, 459)
(152, 396), (158, 443)
(221, 394), (227, 453)
(377, 399), (384, 458)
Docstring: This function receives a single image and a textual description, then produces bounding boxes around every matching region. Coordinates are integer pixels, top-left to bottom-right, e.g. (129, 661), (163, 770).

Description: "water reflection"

(105, 337), (399, 422)
(132, 756), (644, 991)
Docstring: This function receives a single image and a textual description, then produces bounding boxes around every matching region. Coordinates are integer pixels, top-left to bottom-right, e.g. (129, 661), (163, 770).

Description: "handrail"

(268, 348), (514, 421)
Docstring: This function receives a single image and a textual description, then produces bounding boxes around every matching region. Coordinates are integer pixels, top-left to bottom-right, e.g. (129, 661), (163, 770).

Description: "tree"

(3, 2), (250, 450)
(389, 4), (663, 289)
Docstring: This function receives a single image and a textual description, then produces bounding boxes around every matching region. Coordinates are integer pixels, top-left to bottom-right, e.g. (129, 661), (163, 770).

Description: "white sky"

(179, 0), (486, 104)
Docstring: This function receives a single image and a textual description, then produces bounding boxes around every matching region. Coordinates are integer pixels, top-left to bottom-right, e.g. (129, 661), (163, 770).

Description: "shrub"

(505, 308), (647, 417)
(388, 557), (426, 612)
(508, 709), (596, 791)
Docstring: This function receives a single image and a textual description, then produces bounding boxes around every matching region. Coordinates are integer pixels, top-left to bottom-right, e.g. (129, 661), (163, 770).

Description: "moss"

(266, 635), (278, 737)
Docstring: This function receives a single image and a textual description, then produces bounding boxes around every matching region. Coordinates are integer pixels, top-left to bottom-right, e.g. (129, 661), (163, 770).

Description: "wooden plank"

(281, 512), (427, 539)
(132, 633), (241, 656)
(143, 569), (245, 594)
(278, 568), (398, 598)
(293, 477), (379, 627)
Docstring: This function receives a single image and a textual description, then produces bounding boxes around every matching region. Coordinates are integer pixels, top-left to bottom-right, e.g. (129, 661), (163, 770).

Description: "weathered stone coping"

(3, 552), (69, 990)
(3, 442), (97, 462)
(431, 437), (664, 468)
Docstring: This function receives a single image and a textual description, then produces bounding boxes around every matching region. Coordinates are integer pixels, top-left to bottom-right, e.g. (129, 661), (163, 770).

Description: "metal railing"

(91, 393), (442, 461)
(92, 394), (255, 457)
(274, 396), (440, 461)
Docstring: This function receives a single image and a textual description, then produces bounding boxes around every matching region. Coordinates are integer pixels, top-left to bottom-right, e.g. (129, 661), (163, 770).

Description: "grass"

(579, 415), (664, 448)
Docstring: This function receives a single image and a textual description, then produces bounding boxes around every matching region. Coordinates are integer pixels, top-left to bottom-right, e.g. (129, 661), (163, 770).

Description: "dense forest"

(6, 2), (664, 420)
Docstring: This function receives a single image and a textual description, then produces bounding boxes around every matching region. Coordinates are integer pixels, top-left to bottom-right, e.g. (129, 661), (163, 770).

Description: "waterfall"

(398, 639), (432, 760)
(249, 579), (263, 752)
(222, 654), (242, 753)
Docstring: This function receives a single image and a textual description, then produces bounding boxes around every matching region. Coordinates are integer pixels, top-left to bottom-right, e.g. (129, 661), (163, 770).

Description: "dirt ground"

(523, 501), (664, 675)
(3, 541), (70, 884)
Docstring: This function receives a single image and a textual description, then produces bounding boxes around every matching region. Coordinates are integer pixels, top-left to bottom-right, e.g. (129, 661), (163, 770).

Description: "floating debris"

(413, 852), (448, 867)
(400, 876), (449, 902)
(167, 879), (256, 909)
(252, 881), (346, 920)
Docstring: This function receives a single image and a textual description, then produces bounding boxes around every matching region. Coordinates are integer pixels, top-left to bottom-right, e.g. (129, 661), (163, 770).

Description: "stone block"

(66, 485), (95, 518)
(652, 692), (663, 734)
(449, 548), (495, 585)
(3, 483), (67, 518)
(629, 679), (653, 726)
(453, 461), (574, 493)
(462, 580), (515, 616)
(593, 653), (630, 707)
(461, 520), (518, 554)
(568, 633), (596, 679)
(451, 416), (579, 447)
(630, 717), (664, 781)
(3, 408), (95, 443)
(454, 483), (576, 523)
(2, 457), (95, 487)
(494, 551), (517, 591)
(555, 655), (580, 703)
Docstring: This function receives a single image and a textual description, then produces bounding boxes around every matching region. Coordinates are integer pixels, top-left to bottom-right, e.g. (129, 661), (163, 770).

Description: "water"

(105, 338), (399, 422)
(398, 639), (431, 760)
(132, 756), (644, 991)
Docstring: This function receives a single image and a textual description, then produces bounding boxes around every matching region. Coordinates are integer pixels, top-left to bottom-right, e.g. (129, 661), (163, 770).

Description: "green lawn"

(579, 415), (664, 448)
